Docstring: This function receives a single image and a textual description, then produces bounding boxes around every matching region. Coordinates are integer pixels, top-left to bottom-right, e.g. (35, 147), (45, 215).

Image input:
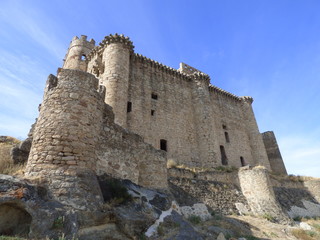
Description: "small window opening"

(127, 102), (132, 113)
(224, 132), (230, 143)
(240, 156), (246, 167)
(81, 55), (86, 61)
(151, 110), (155, 116)
(220, 145), (228, 165)
(151, 93), (158, 100)
(160, 139), (167, 152)
(222, 124), (227, 130)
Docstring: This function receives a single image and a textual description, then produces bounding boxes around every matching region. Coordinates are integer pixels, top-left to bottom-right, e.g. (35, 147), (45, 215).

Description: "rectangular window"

(160, 139), (167, 152)
(224, 132), (230, 143)
(127, 101), (132, 113)
(151, 110), (155, 116)
(151, 93), (158, 100)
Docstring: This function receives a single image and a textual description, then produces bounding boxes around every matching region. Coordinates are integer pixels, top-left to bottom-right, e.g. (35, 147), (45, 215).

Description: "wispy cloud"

(0, 0), (65, 60)
(279, 136), (320, 177)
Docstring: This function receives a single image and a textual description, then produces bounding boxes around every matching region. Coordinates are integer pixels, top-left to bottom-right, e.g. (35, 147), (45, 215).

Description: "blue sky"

(0, 0), (319, 177)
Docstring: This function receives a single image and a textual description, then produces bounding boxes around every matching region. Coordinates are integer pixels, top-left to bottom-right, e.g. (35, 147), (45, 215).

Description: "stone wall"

(262, 131), (287, 174)
(63, 35), (95, 71)
(96, 104), (168, 190)
(168, 168), (249, 215)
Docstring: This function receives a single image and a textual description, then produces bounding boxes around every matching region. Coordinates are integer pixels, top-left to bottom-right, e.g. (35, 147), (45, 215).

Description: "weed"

(99, 178), (132, 205)
(157, 224), (164, 236)
(293, 216), (302, 222)
(214, 166), (237, 173)
(188, 215), (201, 224)
(52, 216), (65, 229)
(262, 213), (276, 222)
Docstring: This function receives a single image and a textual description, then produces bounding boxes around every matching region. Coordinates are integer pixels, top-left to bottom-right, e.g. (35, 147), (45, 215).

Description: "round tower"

(25, 69), (105, 210)
(100, 34), (134, 127)
(63, 35), (95, 71)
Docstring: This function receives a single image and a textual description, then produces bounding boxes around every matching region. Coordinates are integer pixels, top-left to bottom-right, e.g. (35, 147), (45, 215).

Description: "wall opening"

(160, 139), (167, 152)
(224, 132), (230, 143)
(220, 145), (228, 165)
(151, 93), (158, 100)
(81, 54), (86, 61)
(0, 203), (32, 237)
(240, 156), (246, 166)
(127, 101), (132, 113)
(151, 110), (155, 116)
(222, 124), (227, 130)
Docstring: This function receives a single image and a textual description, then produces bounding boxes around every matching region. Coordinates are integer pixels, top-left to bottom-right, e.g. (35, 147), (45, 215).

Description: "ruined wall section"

(127, 55), (201, 167)
(262, 131), (287, 175)
(238, 167), (290, 223)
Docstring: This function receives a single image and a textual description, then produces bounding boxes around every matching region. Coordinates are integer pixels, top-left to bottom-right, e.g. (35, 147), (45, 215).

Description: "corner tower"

(63, 35), (95, 71)
(99, 34), (134, 127)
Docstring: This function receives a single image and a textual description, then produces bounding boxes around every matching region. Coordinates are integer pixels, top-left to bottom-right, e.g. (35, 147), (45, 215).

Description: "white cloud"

(0, 0), (65, 60)
(279, 136), (320, 178)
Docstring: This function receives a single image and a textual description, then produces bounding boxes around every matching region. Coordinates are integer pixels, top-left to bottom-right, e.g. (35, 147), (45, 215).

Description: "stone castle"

(24, 33), (287, 203)
(2, 33), (320, 240)
(63, 34), (286, 173)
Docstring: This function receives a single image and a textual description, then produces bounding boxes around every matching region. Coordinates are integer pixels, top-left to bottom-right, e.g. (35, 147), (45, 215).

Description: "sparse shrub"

(188, 215), (201, 224)
(0, 138), (25, 175)
(52, 216), (65, 229)
(262, 213), (276, 222)
(157, 224), (164, 236)
(292, 229), (315, 240)
(293, 216), (302, 221)
(98, 178), (132, 205)
(214, 166), (237, 173)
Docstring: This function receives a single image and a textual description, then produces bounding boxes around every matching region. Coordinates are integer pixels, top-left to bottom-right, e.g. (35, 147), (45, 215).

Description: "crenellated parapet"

(87, 33), (134, 61)
(63, 35), (95, 71)
(240, 96), (254, 104)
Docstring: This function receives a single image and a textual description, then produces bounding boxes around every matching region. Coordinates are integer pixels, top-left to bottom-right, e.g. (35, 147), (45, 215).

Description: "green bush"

(187, 215), (201, 224)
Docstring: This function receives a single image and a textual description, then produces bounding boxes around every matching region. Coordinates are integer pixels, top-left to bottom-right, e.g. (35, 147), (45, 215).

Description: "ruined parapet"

(25, 69), (104, 210)
(63, 35), (95, 71)
(262, 131), (287, 175)
(240, 97), (271, 169)
(239, 166), (290, 223)
(99, 34), (134, 127)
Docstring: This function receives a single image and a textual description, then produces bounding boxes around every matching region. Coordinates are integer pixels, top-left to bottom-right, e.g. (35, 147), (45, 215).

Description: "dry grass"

(0, 137), (25, 175)
(291, 219), (320, 240)
(270, 172), (320, 182)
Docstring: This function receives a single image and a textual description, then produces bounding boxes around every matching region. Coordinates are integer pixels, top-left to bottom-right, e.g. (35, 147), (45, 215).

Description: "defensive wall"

(168, 167), (320, 220)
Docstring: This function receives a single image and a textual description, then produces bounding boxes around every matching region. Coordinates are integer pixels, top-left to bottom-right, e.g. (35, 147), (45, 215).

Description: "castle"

(3, 34), (320, 240)
(63, 34), (286, 173)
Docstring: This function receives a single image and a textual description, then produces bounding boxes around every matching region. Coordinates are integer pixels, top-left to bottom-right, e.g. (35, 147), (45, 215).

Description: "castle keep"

(63, 34), (286, 174)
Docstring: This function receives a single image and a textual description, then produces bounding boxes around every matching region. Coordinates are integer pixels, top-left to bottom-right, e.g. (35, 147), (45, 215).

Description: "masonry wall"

(126, 57), (200, 167)
(96, 104), (168, 190)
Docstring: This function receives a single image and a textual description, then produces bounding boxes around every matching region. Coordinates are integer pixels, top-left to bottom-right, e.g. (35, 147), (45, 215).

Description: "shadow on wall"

(271, 175), (320, 219)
